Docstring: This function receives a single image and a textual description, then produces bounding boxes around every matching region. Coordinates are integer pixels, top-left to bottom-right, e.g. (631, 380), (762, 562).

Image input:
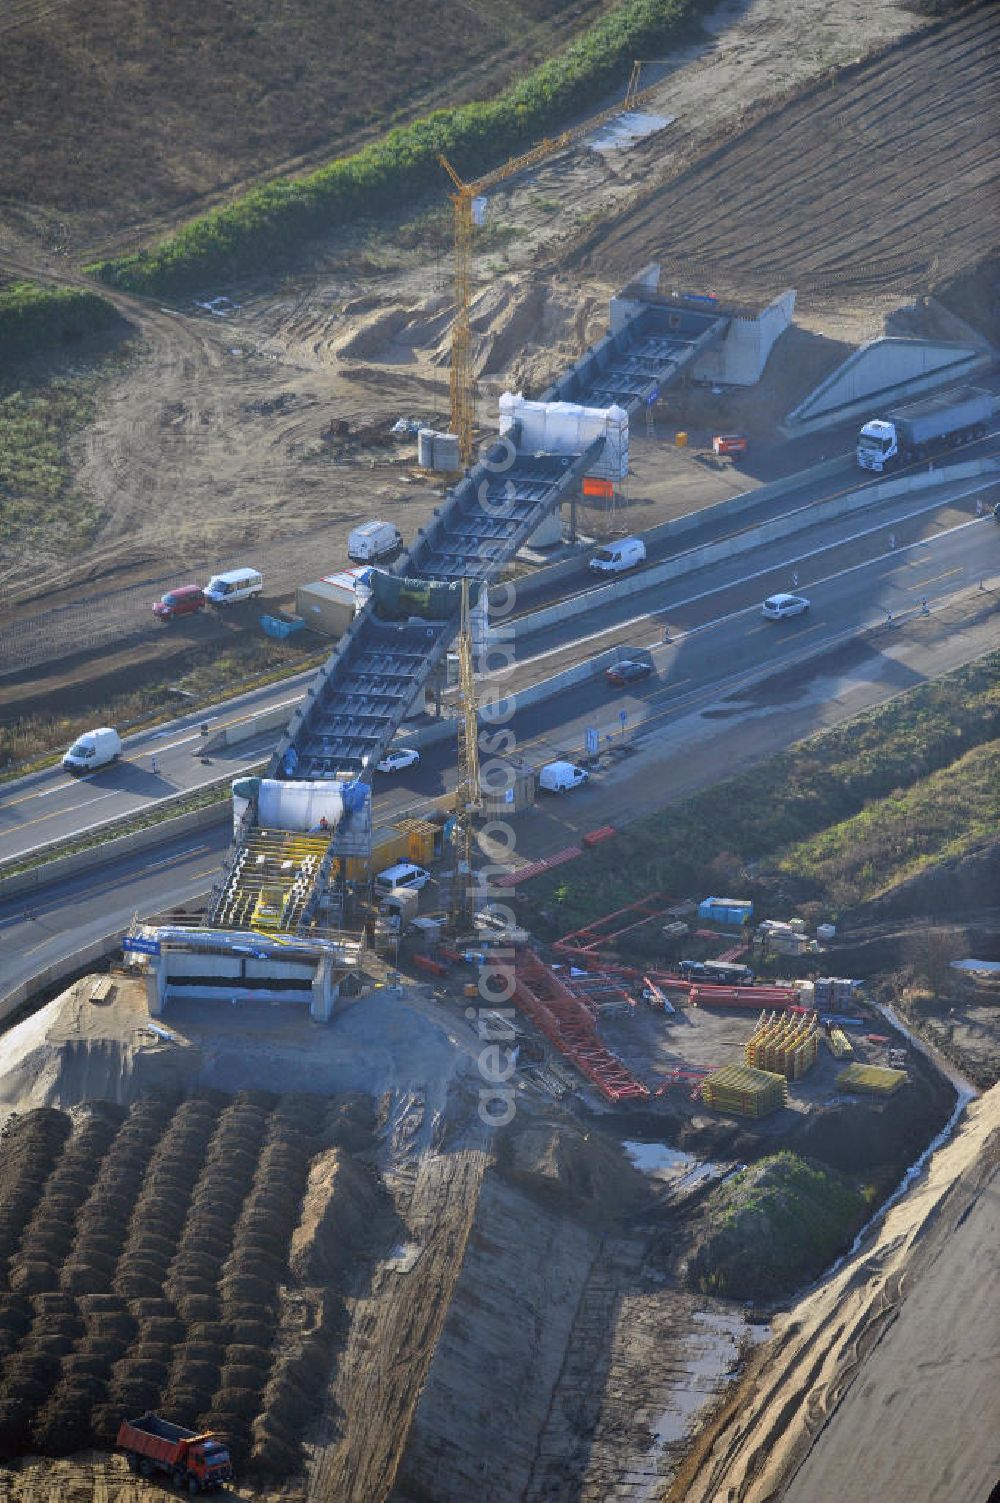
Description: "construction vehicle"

(116, 1412), (234, 1490)
(856, 386), (993, 472)
(440, 61), (650, 464)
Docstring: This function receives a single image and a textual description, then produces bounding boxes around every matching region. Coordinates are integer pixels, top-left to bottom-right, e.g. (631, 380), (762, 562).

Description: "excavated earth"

(0, 963), (964, 1501)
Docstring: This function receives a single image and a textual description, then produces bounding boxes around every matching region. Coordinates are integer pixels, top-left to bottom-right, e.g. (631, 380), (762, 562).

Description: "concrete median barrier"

(514, 457), (999, 641)
(0, 801), (230, 901)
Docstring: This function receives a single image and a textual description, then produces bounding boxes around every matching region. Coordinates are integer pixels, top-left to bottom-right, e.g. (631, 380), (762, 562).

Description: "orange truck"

(712, 433), (748, 457)
(116, 1412), (234, 1491)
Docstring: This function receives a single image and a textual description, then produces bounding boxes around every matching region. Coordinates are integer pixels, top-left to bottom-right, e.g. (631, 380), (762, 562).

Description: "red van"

(152, 585), (206, 621)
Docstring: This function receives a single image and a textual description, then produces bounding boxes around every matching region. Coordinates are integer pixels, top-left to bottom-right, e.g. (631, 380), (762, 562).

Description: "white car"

(374, 862), (431, 894)
(376, 747), (421, 774)
(762, 593), (810, 620)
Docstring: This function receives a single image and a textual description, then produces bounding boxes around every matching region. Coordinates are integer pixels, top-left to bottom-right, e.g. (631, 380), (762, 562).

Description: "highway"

(1, 451), (997, 865)
(2, 510), (997, 1005)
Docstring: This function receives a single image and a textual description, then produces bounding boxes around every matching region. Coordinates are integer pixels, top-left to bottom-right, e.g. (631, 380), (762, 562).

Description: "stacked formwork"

(745, 1010), (820, 1080)
(702, 1065), (788, 1118)
(836, 1063), (907, 1095)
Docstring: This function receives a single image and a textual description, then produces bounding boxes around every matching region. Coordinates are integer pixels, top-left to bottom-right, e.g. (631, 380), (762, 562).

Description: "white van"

(589, 537), (645, 575)
(348, 520), (402, 563)
(538, 761), (589, 794)
(374, 861), (431, 895)
(63, 727), (122, 773)
(204, 567), (263, 606)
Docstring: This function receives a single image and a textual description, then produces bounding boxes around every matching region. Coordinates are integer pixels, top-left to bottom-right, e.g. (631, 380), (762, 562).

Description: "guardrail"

(0, 776), (239, 892)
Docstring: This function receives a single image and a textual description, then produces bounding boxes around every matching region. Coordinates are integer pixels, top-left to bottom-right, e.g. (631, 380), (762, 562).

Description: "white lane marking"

(515, 485), (996, 670)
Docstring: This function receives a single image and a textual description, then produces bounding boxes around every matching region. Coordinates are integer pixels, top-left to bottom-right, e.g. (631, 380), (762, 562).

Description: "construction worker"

(150, 754), (159, 776)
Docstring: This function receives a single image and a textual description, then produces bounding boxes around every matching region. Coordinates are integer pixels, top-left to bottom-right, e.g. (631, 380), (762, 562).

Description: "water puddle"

(635, 1309), (770, 1500)
(623, 1140), (728, 1193)
(590, 110), (675, 153)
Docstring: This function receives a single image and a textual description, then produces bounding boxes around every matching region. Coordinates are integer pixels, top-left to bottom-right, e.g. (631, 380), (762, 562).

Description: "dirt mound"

(289, 1148), (381, 1287)
(497, 1116), (648, 1219)
(0, 1090), (378, 1472)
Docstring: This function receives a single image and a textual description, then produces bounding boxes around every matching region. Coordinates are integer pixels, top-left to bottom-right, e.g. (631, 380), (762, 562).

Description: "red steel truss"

(513, 951), (649, 1104)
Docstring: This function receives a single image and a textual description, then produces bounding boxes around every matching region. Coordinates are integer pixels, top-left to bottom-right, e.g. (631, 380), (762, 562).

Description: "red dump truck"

(116, 1412), (234, 1491)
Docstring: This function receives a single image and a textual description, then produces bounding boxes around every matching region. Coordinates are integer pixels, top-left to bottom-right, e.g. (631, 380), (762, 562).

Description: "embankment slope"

(666, 1084), (1000, 1503)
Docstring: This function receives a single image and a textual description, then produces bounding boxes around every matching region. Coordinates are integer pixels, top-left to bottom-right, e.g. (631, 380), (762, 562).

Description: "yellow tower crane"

(449, 576), (482, 930)
(439, 60), (650, 465)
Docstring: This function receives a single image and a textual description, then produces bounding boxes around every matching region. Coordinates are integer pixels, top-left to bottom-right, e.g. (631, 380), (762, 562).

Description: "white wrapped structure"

(498, 393), (628, 481)
(257, 778), (346, 834)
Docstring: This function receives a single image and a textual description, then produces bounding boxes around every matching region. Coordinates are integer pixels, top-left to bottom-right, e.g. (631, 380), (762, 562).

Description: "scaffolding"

(209, 830), (330, 933)
(702, 1064), (788, 1118)
(836, 1063), (908, 1095)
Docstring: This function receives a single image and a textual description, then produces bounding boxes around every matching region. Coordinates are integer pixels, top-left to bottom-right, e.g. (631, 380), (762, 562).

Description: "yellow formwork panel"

(703, 1064), (788, 1117)
(837, 1063), (907, 1095)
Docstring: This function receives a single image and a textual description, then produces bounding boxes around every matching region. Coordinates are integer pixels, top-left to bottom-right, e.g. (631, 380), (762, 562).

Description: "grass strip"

(527, 650), (1000, 932)
(88, 0), (702, 296)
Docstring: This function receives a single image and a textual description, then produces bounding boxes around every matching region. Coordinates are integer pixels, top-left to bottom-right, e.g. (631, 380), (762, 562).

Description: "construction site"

(1, 0), (999, 1499)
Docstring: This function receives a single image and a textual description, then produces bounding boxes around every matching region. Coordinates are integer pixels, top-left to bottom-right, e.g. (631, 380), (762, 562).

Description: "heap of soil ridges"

(61, 1095), (177, 1295)
(289, 1147), (381, 1286)
(0, 1090), (377, 1467)
(114, 1097), (221, 1302)
(203, 1104), (321, 1465)
(0, 1111), (72, 1283)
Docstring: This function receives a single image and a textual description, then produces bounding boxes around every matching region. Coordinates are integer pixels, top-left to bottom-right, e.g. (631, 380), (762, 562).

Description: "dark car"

(152, 585), (206, 621)
(605, 658), (653, 686)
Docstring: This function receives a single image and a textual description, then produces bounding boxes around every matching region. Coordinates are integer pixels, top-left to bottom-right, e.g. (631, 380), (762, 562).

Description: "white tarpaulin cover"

(257, 778), (345, 833)
(498, 392), (628, 480)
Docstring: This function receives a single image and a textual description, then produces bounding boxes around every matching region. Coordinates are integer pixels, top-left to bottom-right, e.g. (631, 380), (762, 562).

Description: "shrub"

(89, 0), (701, 295)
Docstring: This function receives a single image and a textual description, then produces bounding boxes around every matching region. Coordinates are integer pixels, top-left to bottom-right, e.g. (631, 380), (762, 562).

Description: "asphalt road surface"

(1, 455), (996, 865)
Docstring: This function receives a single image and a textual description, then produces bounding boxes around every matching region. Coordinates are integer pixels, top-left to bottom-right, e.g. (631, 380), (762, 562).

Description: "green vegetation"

(0, 384), (100, 549)
(779, 739), (1000, 908)
(689, 1152), (868, 1299)
(89, 0), (702, 295)
(0, 282), (127, 370)
(527, 651), (1000, 932)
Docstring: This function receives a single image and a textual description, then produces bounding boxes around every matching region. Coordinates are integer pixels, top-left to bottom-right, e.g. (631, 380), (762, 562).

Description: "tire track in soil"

(305, 1143), (490, 1503)
(0, 0), (76, 38)
(576, 4), (1000, 308)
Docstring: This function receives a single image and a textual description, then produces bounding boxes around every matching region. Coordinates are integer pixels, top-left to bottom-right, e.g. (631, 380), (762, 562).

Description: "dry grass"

(0, 0), (606, 246)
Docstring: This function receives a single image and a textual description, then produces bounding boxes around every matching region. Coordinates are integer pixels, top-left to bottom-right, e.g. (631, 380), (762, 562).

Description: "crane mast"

(450, 577), (481, 930)
(440, 61), (648, 464)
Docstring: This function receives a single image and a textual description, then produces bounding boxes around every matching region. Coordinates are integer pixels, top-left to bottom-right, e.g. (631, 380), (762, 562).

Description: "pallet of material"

(702, 1064), (788, 1118)
(836, 1063), (907, 1095)
(826, 1027), (854, 1059)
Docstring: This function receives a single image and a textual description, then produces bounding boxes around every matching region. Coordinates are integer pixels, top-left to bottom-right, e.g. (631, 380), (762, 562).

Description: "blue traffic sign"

(619, 709), (628, 725)
(646, 385), (660, 407)
(123, 935), (160, 956)
(585, 727), (599, 757)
